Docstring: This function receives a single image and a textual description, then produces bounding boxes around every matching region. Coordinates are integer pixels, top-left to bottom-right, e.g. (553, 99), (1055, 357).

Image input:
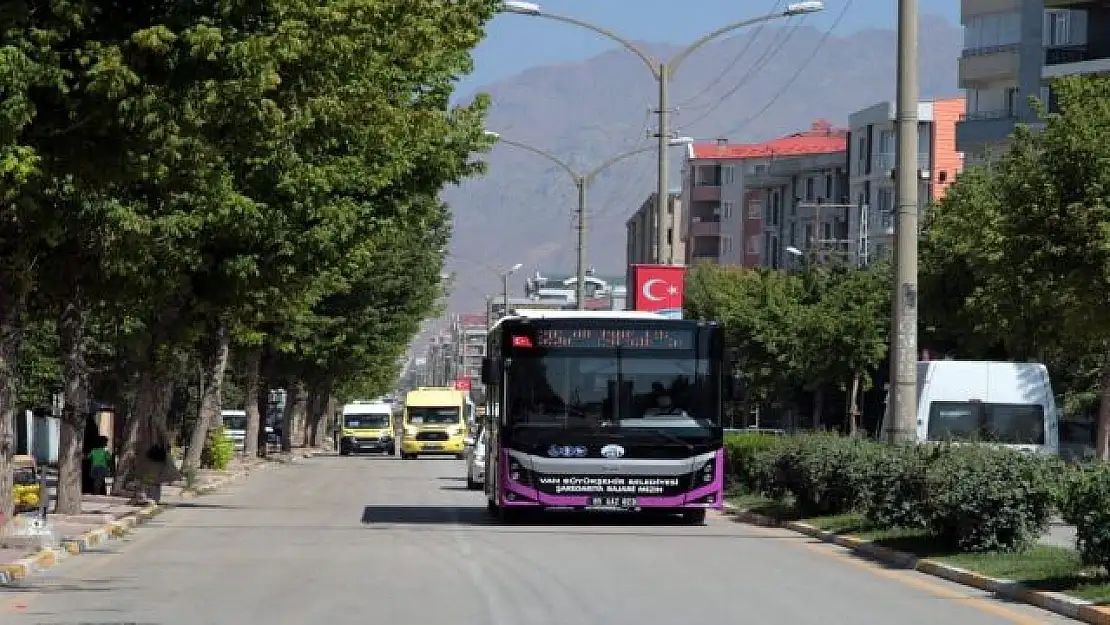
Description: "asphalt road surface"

(1, 454), (1081, 625)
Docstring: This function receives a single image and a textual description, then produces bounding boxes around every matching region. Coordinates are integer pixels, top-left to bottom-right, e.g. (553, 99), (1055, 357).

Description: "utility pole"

(889, 0), (919, 443)
(654, 63), (669, 264)
(502, 273), (510, 319)
(575, 178), (587, 309)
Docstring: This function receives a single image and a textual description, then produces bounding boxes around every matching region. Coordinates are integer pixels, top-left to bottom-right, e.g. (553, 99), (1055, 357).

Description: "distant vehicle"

(464, 426), (488, 490)
(480, 309), (739, 525)
(339, 402), (395, 456)
(878, 360), (1060, 456)
(221, 410), (248, 451)
(400, 387), (470, 460)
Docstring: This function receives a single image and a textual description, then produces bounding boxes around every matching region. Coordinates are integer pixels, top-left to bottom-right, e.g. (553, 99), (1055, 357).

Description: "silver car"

(464, 427), (488, 490)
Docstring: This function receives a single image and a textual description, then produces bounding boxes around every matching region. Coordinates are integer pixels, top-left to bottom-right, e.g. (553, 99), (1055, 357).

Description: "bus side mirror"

(480, 358), (492, 385)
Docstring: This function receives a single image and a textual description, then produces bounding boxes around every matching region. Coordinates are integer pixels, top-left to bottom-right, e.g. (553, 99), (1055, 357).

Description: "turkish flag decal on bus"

(630, 264), (685, 318)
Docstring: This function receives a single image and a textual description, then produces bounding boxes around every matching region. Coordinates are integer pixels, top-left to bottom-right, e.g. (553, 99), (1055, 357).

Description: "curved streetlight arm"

(669, 11), (798, 76)
(584, 144), (657, 184)
(511, 11), (660, 78)
(495, 137), (580, 183)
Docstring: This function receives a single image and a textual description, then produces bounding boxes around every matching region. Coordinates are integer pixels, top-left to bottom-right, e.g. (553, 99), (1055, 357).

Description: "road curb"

(180, 464), (260, 498)
(0, 502), (165, 585)
(722, 503), (1110, 625)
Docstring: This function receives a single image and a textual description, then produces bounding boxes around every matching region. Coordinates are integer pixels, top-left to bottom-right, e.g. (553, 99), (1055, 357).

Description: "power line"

(677, 16), (807, 131)
(676, 0), (785, 110)
(717, 0), (854, 139)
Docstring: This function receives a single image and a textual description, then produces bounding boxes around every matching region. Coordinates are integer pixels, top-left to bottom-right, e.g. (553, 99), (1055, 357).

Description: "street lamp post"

(501, 1), (825, 265)
(486, 132), (691, 309)
(501, 262), (523, 317)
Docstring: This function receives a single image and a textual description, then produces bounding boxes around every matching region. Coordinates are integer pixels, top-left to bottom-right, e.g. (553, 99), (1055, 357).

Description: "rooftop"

(688, 119), (848, 161)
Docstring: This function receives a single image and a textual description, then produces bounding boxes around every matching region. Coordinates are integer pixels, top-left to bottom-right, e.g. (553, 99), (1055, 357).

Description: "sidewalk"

(0, 451), (321, 583)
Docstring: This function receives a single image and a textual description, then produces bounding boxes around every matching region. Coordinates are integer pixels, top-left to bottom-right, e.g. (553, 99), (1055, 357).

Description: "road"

(1, 454), (1080, 625)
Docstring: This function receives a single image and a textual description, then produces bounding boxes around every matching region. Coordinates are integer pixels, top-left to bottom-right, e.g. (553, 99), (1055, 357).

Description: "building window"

(804, 223), (814, 245)
(789, 222), (796, 246)
(723, 236), (732, 254)
(1044, 11), (1074, 47)
(805, 177), (814, 201)
(722, 201), (733, 219)
(747, 200), (762, 220)
(747, 235), (760, 255)
(963, 12), (1020, 53)
(666, 228), (673, 245)
(696, 165), (720, 186)
(722, 166), (735, 185)
(824, 174), (833, 199)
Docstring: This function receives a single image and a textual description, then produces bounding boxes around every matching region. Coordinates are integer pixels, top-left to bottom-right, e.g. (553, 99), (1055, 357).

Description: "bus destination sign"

(534, 327), (695, 350)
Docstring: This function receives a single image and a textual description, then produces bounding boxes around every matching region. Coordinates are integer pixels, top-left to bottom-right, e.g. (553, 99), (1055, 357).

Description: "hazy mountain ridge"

(444, 15), (962, 311)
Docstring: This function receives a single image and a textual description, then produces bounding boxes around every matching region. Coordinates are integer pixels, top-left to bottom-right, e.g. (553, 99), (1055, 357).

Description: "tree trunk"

(242, 347), (262, 458)
(1096, 350), (1110, 461)
(281, 382), (304, 452)
(115, 370), (175, 494)
(183, 321), (231, 471)
(304, 379), (334, 448)
(812, 389), (824, 430)
(291, 382), (308, 448)
(0, 295), (25, 526)
(57, 295), (91, 514)
(847, 372), (862, 437)
(256, 374), (271, 457)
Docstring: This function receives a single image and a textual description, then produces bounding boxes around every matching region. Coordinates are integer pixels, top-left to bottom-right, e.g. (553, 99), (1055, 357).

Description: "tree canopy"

(1, 0), (499, 519)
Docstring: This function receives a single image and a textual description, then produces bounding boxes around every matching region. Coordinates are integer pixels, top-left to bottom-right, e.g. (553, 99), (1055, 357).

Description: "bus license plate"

(591, 497), (637, 508)
(423, 444), (442, 451)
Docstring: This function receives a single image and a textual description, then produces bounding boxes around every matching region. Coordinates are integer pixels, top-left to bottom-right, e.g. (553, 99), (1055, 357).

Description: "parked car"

(464, 426), (487, 490)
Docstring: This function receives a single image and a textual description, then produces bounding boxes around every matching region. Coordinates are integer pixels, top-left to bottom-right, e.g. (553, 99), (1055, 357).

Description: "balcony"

(690, 185), (721, 202)
(955, 112), (1019, 148)
(870, 152), (931, 174)
(961, 0), (1020, 19)
(689, 219), (721, 237)
(1042, 45), (1110, 78)
(958, 45), (1020, 86)
(690, 235), (721, 259)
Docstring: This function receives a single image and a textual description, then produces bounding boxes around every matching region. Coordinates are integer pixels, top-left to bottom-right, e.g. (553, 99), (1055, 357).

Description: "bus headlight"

(447, 425), (463, 437)
(701, 460), (715, 483)
(404, 426), (419, 437)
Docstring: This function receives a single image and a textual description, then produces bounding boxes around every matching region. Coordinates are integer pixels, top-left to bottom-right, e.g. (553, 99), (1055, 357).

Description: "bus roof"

(512, 309), (665, 320)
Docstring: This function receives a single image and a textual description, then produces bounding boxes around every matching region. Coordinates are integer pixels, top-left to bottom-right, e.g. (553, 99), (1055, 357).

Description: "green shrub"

(771, 433), (876, 517)
(859, 443), (937, 529)
(922, 445), (1056, 552)
(1068, 463), (1110, 572)
(725, 433), (787, 494)
(202, 426), (235, 471)
(1055, 460), (1098, 525)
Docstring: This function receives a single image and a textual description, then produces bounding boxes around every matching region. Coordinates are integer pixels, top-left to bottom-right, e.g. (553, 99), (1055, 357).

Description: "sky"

(459, 0), (962, 94)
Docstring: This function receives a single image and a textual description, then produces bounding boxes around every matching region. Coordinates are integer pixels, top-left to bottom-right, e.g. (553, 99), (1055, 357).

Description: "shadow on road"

(439, 485), (474, 491)
(362, 505), (714, 527)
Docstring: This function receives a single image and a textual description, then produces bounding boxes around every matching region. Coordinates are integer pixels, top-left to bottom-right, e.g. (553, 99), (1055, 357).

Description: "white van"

(221, 410), (248, 451)
(879, 361), (1060, 455)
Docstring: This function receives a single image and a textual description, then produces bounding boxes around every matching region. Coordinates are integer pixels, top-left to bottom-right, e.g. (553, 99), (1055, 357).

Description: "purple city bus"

(480, 310), (740, 525)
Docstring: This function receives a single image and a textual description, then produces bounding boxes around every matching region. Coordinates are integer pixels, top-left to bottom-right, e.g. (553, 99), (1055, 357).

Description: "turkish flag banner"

(631, 264), (685, 318)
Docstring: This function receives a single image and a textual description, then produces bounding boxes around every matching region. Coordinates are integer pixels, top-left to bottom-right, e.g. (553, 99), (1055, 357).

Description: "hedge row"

(726, 432), (1110, 570)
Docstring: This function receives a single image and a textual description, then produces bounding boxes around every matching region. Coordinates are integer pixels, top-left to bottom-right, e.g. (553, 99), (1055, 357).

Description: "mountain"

(443, 15), (962, 312)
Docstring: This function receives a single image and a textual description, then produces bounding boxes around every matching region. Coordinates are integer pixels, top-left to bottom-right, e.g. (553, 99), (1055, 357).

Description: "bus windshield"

(407, 407), (461, 425)
(507, 354), (716, 429)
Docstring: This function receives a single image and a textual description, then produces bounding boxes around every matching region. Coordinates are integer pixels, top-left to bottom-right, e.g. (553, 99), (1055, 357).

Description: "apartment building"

(957, 0), (1109, 162)
(451, 313), (487, 390)
(848, 97), (965, 263)
(681, 120), (847, 267)
(956, 0), (1044, 163)
(1042, 1), (1110, 80)
(625, 191), (684, 268)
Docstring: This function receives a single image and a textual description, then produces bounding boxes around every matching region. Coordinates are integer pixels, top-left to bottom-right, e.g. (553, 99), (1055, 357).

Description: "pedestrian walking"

(87, 436), (113, 496)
